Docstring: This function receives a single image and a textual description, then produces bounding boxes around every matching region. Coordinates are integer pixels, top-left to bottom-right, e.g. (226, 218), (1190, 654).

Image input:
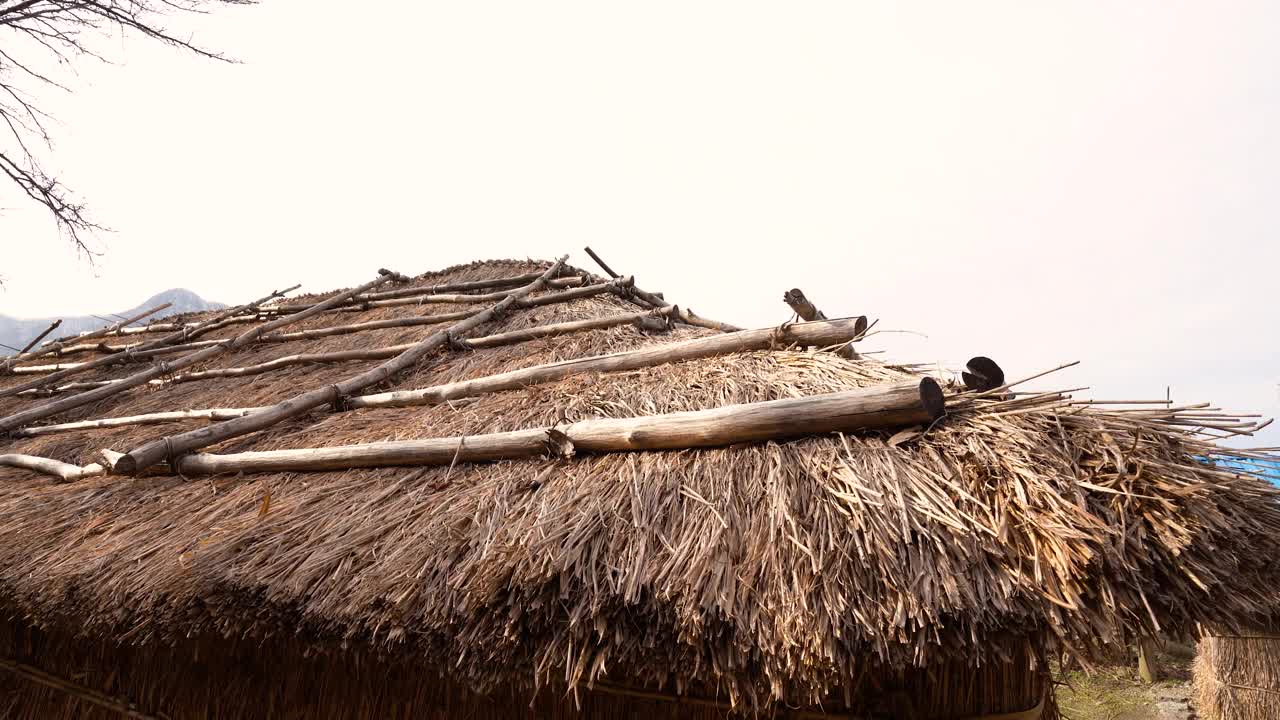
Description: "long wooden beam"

(9, 314), (863, 438)
(0, 274), (396, 433)
(349, 316), (869, 410)
(116, 257), (572, 476)
(108, 380), (943, 476)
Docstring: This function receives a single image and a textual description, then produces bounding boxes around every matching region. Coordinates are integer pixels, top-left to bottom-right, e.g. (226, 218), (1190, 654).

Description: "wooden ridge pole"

(0, 304), (171, 373)
(0, 274), (396, 433)
(0, 285), (302, 400)
(109, 379), (944, 476)
(12, 409), (257, 437)
(349, 316), (869, 410)
(10, 314), (864, 438)
(115, 256), (571, 476)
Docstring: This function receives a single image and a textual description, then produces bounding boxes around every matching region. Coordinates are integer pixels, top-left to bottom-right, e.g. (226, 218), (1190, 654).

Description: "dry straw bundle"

(1, 254), (1277, 718)
(1195, 630), (1280, 720)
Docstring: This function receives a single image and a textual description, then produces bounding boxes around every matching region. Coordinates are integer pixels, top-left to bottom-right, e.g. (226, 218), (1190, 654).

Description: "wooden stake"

(116, 257), (571, 476)
(16, 319), (63, 355)
(122, 379), (944, 476)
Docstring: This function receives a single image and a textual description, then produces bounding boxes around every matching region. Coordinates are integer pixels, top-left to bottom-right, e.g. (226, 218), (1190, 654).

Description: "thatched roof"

(1, 256), (1278, 709)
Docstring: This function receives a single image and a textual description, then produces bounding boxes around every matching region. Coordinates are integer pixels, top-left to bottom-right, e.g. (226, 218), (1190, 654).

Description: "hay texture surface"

(0, 258), (1278, 712)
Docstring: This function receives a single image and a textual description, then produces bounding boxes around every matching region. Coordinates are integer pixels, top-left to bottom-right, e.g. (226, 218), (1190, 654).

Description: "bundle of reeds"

(1194, 630), (1280, 720)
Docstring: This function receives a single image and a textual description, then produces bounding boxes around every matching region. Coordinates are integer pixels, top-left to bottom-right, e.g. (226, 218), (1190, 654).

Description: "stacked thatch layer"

(1, 255), (1278, 718)
(1194, 630), (1280, 720)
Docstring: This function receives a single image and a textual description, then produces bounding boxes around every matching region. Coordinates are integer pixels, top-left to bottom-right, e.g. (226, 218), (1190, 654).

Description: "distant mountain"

(0, 289), (226, 353)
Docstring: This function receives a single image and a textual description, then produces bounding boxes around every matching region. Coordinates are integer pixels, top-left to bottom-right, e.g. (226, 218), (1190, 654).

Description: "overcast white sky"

(1, 1), (1276, 446)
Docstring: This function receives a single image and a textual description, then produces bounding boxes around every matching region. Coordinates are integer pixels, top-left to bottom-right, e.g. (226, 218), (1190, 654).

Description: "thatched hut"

(1, 255), (1278, 719)
(1194, 628), (1280, 719)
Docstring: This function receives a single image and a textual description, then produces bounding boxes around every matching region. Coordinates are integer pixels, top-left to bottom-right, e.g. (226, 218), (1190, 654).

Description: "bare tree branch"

(0, 0), (254, 255)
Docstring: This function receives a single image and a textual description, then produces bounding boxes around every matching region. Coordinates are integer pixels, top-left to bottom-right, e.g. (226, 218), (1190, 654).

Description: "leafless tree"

(0, 1), (252, 257)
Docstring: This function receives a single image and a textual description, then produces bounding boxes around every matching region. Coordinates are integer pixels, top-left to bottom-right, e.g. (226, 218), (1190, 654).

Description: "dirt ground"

(1055, 643), (1197, 720)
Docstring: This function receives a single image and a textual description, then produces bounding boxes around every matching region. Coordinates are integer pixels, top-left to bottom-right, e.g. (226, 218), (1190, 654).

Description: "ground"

(1055, 643), (1197, 720)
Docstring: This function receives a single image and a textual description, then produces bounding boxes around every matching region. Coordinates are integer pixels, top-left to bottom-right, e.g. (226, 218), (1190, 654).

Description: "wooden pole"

(1137, 638), (1160, 683)
(16, 319), (63, 355)
(0, 304), (171, 373)
(349, 316), (869, 410)
(0, 285), (301, 400)
(115, 256), (571, 476)
(166, 305), (678, 384)
(583, 246), (621, 278)
(0, 453), (106, 482)
(0, 275), (392, 433)
(121, 379), (944, 476)
(12, 409), (258, 438)
(10, 314), (866, 438)
(263, 276), (583, 314)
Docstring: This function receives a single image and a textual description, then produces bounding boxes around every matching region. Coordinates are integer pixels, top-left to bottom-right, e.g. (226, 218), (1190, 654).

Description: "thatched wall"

(1194, 631), (1280, 720)
(0, 621), (1052, 719)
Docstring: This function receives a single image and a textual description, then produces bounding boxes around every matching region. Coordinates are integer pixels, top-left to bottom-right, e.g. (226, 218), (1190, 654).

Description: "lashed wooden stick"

(104, 379), (943, 476)
(0, 304), (171, 374)
(0, 274), (392, 433)
(116, 256), (571, 476)
(12, 314), (866, 437)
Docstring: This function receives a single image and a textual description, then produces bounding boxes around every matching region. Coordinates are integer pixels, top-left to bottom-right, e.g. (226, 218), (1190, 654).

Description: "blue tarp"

(1202, 455), (1280, 486)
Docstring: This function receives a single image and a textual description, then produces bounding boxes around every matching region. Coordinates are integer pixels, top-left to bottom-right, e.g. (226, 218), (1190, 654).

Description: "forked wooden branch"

(116, 257), (572, 476)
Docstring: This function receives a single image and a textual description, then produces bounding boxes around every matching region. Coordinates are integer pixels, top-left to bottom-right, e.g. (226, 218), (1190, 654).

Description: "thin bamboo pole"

(11, 313), (863, 438)
(165, 305), (678, 384)
(12, 409), (258, 438)
(116, 257), (571, 476)
(349, 316), (869, 410)
(0, 304), (171, 373)
(41, 280), (622, 368)
(264, 275), (585, 314)
(114, 379), (943, 476)
(0, 274), (395, 434)
(0, 285), (302, 400)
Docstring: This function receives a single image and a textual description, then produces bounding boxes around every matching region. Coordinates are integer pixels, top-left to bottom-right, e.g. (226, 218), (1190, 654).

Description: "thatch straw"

(1194, 631), (1280, 720)
(0, 257), (1276, 715)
